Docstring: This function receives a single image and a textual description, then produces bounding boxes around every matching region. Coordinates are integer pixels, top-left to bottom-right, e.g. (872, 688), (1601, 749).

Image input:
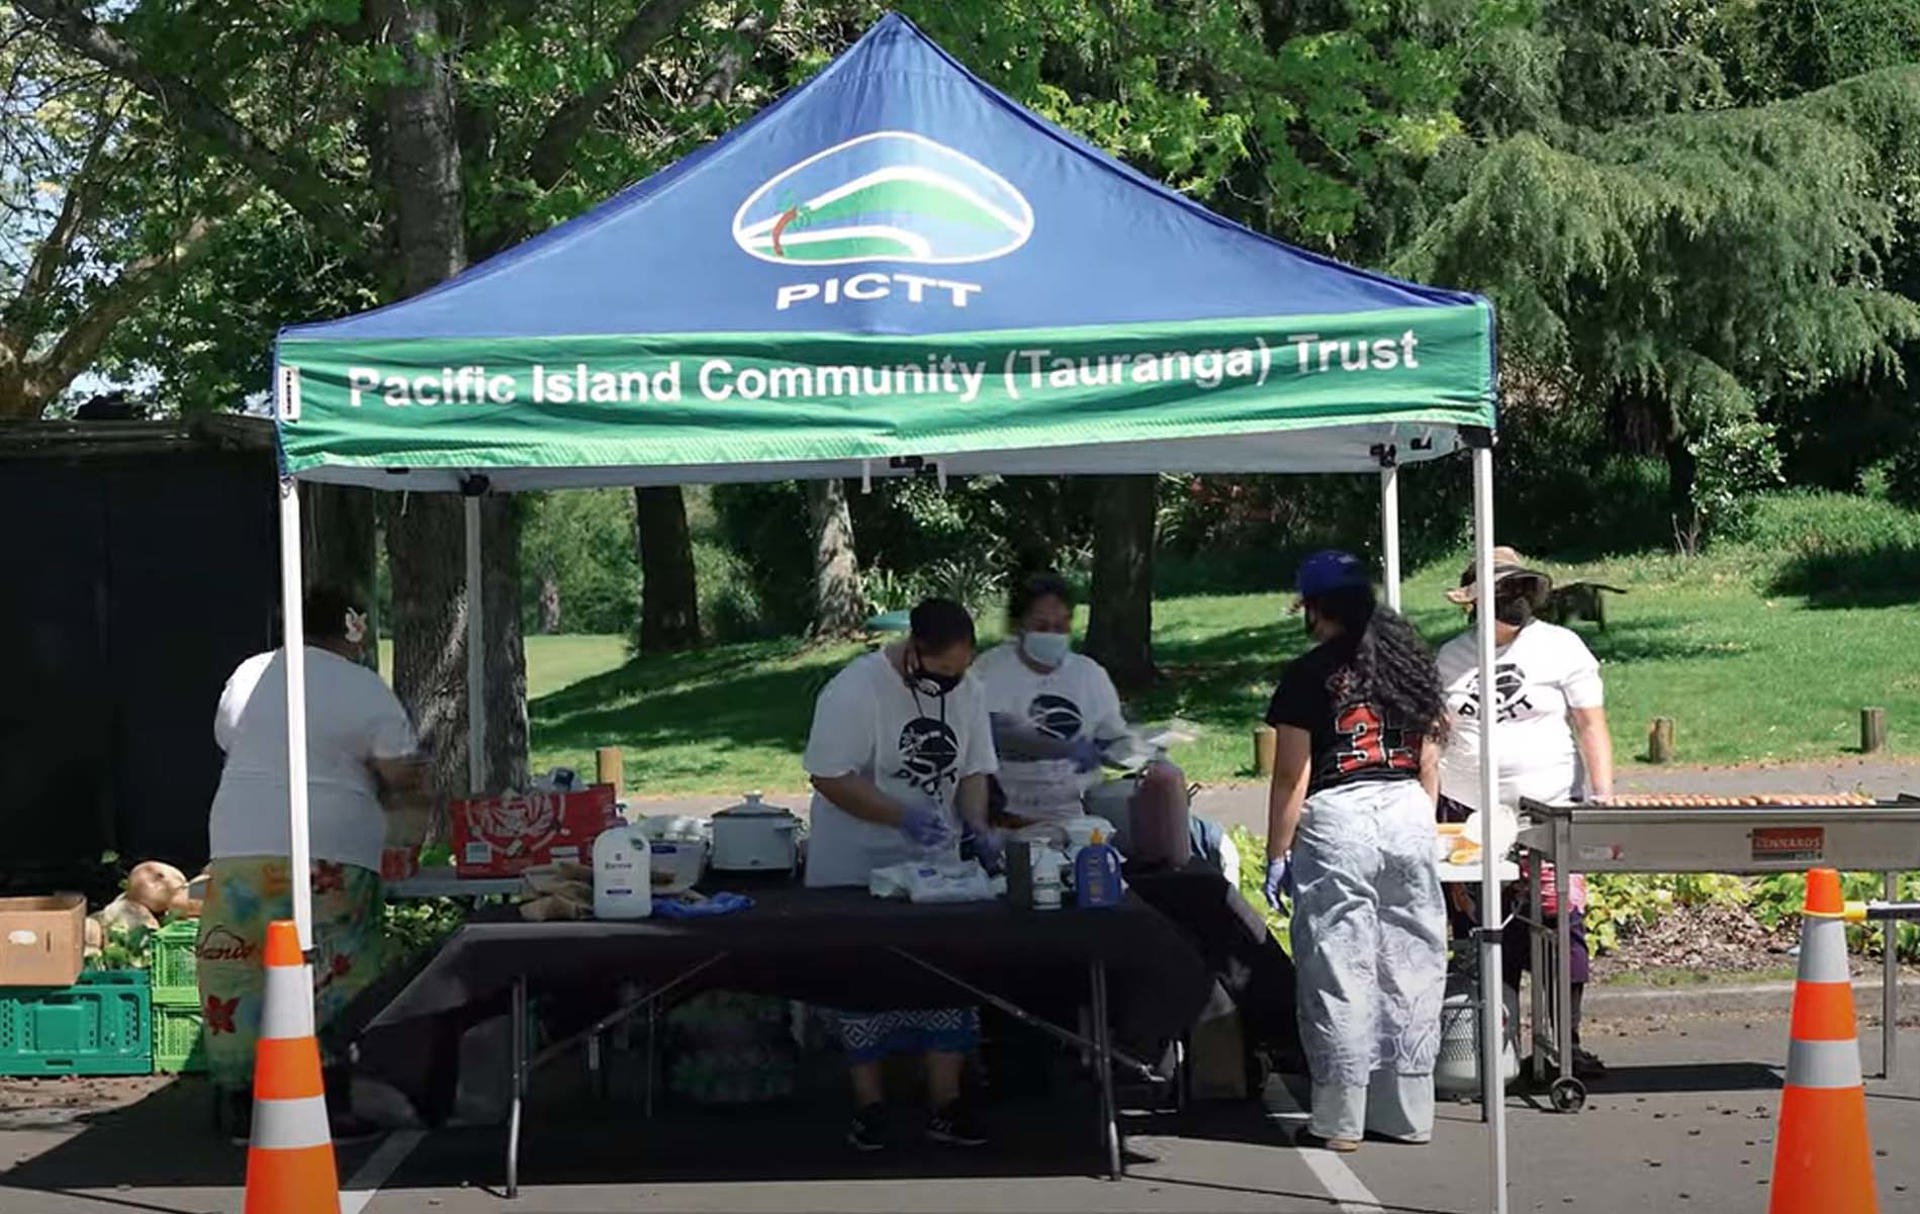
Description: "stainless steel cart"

(1516, 794), (1920, 1112)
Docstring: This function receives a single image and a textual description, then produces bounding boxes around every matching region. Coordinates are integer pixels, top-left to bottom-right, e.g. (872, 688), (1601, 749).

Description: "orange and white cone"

(243, 920), (341, 1214)
(1768, 869), (1878, 1214)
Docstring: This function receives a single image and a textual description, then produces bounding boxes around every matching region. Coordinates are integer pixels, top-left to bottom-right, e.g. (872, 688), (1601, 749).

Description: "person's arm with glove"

(1263, 725), (1312, 911)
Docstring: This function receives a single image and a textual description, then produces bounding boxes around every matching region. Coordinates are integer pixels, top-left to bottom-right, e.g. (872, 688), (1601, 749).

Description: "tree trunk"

(299, 483), (378, 669)
(1085, 475), (1157, 692)
(384, 496), (529, 796)
(372, 0), (527, 793)
(538, 574), (561, 634)
(808, 478), (866, 636)
(635, 487), (701, 653)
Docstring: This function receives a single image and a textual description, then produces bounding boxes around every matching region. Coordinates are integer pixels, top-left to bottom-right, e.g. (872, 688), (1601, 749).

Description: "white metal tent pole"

(1472, 444), (1508, 1214)
(278, 479), (316, 949)
(1380, 462), (1402, 611)
(465, 491), (486, 795)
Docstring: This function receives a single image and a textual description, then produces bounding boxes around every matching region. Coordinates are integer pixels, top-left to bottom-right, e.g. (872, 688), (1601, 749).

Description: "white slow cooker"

(709, 792), (801, 873)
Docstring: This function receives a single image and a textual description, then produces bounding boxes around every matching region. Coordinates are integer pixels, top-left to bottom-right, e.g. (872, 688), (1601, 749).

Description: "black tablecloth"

(1125, 866), (1300, 1061)
(345, 885), (1212, 1114)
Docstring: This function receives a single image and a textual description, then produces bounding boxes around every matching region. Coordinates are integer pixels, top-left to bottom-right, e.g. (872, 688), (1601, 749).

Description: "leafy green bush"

(1583, 873), (1749, 954)
(693, 539), (774, 643)
(519, 490), (639, 635)
(1746, 492), (1920, 601)
(1228, 825), (1288, 950)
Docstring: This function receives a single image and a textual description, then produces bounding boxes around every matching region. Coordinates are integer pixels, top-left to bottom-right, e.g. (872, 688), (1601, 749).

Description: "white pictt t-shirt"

(971, 642), (1128, 822)
(208, 648), (419, 873)
(1437, 620), (1604, 817)
(802, 651), (998, 888)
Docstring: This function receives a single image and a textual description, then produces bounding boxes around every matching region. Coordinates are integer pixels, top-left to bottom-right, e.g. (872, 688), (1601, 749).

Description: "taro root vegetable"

(126, 861), (189, 917)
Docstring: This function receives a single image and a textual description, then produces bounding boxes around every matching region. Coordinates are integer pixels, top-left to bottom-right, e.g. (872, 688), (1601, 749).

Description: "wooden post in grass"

(1861, 708), (1888, 755)
(596, 746), (625, 791)
(1648, 717), (1676, 765)
(1253, 726), (1277, 778)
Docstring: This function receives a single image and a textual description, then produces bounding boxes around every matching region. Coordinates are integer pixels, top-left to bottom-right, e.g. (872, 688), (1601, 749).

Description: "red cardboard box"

(450, 785), (620, 877)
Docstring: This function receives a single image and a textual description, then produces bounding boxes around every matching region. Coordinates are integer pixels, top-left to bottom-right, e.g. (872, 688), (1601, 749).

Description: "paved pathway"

(6, 1010), (1916, 1212)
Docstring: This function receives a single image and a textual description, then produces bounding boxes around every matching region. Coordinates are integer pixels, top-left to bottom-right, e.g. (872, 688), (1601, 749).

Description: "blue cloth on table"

(652, 892), (754, 919)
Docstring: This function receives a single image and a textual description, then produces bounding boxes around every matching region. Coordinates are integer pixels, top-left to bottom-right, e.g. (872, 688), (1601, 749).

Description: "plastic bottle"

(593, 825), (653, 920)
(1074, 830), (1124, 909)
(1032, 848), (1067, 911)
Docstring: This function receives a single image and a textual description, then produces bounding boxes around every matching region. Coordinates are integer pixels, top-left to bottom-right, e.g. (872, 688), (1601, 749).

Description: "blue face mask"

(1021, 630), (1071, 668)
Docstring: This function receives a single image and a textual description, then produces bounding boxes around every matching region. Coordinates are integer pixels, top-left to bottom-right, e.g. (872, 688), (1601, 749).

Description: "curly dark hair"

(1307, 585), (1447, 738)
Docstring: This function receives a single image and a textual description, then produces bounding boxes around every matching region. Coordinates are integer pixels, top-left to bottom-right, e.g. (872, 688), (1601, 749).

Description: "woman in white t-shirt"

(199, 586), (430, 1142)
(1435, 547), (1614, 1075)
(802, 598), (997, 1151)
(972, 572), (1197, 866)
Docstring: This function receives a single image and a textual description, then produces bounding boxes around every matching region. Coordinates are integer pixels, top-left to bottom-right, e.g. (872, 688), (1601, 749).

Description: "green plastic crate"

(0, 970), (153, 1076)
(153, 995), (206, 1074)
(149, 918), (200, 1001)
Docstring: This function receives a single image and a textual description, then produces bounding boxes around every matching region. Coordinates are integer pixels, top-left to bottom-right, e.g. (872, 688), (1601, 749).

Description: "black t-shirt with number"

(1265, 639), (1423, 794)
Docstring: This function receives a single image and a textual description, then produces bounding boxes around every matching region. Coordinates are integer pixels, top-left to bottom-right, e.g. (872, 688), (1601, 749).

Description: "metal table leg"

(1529, 855), (1547, 1085)
(1555, 862), (1573, 1091)
(1885, 871), (1900, 1079)
(507, 976), (527, 1199)
(1090, 960), (1121, 1180)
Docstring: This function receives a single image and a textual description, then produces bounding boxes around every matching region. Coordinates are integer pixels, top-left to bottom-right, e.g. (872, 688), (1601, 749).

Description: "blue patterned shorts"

(826, 1007), (980, 1063)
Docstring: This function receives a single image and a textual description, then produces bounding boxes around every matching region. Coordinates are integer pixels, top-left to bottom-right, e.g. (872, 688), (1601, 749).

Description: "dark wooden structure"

(0, 415), (279, 892)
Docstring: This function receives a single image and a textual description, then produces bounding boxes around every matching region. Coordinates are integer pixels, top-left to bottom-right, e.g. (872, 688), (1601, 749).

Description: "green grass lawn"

(516, 549), (1920, 795)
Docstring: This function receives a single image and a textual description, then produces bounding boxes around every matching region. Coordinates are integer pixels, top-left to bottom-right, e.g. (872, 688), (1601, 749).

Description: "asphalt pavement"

(6, 1008), (1916, 1213)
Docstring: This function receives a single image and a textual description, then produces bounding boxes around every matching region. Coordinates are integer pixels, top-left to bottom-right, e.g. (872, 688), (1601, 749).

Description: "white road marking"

(339, 1130), (425, 1214)
(1262, 1077), (1386, 1213)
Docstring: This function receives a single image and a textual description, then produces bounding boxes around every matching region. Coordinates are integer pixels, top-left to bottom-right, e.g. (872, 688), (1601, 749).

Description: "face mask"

(1021, 631), (1071, 668)
(1494, 595), (1533, 627)
(909, 649), (962, 698)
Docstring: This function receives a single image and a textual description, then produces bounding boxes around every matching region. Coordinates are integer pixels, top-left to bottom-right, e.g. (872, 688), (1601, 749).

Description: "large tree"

(0, 20), (239, 418)
(14, 0), (747, 791)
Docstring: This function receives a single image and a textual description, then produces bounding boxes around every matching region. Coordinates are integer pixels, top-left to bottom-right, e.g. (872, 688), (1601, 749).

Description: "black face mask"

(1494, 595), (1533, 628)
(908, 648), (962, 698)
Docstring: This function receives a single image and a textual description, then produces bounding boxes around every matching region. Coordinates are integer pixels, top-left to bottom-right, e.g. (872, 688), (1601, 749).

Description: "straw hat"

(1444, 546), (1552, 606)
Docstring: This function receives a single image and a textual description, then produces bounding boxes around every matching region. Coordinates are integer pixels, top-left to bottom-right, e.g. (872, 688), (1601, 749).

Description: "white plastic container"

(592, 825), (653, 920)
(1031, 848), (1068, 910)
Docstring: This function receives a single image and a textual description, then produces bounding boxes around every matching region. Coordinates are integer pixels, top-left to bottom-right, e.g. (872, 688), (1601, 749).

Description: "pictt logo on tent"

(731, 131), (1034, 312)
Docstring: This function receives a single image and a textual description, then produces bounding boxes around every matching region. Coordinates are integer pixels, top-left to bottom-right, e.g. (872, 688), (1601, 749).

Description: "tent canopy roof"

(275, 12), (1493, 489)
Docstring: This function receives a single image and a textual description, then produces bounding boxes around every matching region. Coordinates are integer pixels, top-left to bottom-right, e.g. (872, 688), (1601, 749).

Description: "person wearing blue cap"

(1263, 551), (1448, 1152)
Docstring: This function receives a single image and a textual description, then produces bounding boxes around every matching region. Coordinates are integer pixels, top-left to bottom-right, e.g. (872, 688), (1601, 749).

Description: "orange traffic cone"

(1768, 869), (1878, 1214)
(243, 920), (340, 1214)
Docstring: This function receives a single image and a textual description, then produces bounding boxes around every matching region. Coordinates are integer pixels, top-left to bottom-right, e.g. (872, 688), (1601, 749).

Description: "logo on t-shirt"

(894, 717), (961, 797)
(1454, 661), (1534, 723)
(1026, 693), (1083, 741)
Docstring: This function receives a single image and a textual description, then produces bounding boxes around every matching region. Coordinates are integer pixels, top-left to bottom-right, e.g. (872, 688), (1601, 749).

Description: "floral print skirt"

(195, 856), (384, 1092)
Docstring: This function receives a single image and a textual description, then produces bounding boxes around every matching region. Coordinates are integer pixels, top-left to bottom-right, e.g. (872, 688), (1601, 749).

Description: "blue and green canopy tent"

(270, 15), (1515, 1199)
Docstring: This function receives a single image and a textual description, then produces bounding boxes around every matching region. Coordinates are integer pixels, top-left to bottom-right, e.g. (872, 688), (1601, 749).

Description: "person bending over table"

(972, 571), (1196, 864)
(1435, 546), (1614, 1077)
(200, 585), (433, 1144)
(1262, 551), (1448, 1153)
(803, 597), (999, 1152)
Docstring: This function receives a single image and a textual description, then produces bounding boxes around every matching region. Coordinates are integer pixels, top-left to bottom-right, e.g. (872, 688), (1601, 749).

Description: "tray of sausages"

(1595, 793), (1876, 808)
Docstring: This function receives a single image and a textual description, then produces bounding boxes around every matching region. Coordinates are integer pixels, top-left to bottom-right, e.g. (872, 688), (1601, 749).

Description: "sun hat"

(1295, 550), (1371, 601)
(1445, 546), (1552, 606)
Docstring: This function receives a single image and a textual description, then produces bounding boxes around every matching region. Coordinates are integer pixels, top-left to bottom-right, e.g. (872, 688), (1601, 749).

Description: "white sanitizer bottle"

(593, 825), (652, 920)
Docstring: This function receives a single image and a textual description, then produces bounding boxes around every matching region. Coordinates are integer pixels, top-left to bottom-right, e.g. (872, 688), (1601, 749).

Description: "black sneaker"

(848, 1104), (888, 1153)
(926, 1101), (988, 1148)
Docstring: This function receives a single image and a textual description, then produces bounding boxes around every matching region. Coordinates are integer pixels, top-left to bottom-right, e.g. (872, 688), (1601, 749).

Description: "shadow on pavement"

(1574, 1062), (1783, 1095)
(2, 1076), (381, 1205)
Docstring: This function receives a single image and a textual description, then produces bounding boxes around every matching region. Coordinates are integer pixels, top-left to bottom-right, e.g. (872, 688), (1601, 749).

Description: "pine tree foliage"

(1401, 65), (1920, 432)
